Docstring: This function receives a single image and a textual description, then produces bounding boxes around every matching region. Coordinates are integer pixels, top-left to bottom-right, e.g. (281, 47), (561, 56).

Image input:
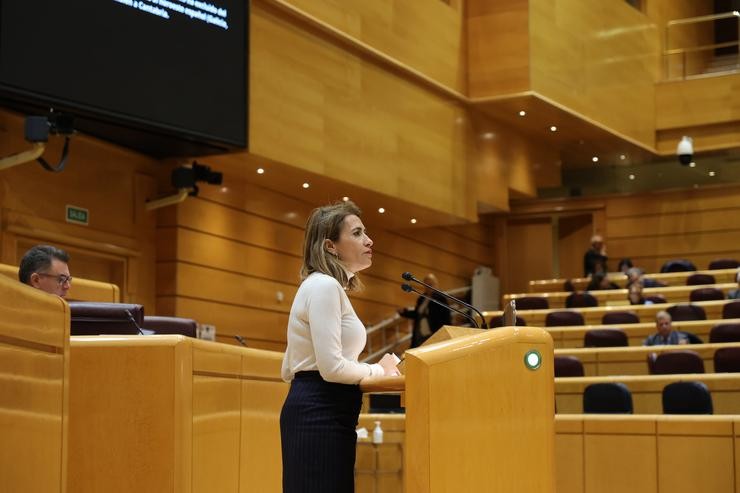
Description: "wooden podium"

(403, 326), (555, 492)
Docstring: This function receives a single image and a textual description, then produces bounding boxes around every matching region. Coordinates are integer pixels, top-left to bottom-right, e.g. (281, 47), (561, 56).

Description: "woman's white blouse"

(281, 272), (384, 384)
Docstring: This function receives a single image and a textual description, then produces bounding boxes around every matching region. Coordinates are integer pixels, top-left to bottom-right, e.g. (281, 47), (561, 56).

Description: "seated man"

(18, 245), (72, 298)
(728, 269), (740, 300)
(643, 311), (689, 346)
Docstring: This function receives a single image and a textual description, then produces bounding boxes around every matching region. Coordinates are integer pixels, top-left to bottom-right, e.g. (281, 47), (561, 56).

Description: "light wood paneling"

(506, 184), (740, 293)
(158, 178), (495, 351)
(506, 217), (553, 294)
(355, 414), (740, 493)
(656, 74), (740, 145)
(529, 0), (659, 148)
(467, 0), (530, 96)
(269, 0), (466, 93)
(250, 2), (477, 219)
(0, 275), (69, 493)
(0, 109), (158, 308)
(67, 335), (287, 493)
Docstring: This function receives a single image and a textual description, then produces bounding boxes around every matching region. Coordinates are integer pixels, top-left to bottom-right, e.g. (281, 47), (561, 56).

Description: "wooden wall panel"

(529, 0), (659, 148)
(466, 0), (531, 96)
(645, 0), (714, 79)
(506, 217), (553, 295)
(0, 109), (158, 308)
(157, 181), (496, 351)
(273, 0), (466, 92)
(503, 184), (740, 294)
(656, 74), (740, 130)
(249, 2), (477, 220)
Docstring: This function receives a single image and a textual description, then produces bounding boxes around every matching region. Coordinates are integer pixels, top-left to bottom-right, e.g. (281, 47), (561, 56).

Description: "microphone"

(402, 272), (488, 329)
(401, 283), (480, 329)
(124, 309), (146, 335)
(234, 335), (248, 347)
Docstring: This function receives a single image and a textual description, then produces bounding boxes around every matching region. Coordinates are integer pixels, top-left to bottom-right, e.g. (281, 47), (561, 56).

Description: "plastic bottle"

(372, 420), (383, 444)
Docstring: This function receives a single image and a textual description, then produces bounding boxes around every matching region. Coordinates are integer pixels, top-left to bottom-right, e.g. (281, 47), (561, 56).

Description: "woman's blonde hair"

(301, 200), (363, 291)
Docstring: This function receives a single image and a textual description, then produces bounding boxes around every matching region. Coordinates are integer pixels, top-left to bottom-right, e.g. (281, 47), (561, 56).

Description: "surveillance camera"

(677, 136), (693, 166)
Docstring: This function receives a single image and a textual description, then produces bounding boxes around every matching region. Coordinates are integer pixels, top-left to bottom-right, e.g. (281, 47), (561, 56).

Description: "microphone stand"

(401, 283), (480, 328)
(402, 272), (489, 329)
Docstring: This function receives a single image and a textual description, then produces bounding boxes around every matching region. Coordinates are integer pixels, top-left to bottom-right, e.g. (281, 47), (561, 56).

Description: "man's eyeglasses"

(36, 273), (73, 285)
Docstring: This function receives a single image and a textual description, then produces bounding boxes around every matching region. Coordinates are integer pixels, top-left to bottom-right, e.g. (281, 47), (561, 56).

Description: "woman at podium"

(280, 200), (399, 492)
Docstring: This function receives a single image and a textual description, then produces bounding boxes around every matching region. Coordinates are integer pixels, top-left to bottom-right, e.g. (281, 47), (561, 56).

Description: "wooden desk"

(546, 318), (740, 348)
(354, 414), (740, 493)
(0, 275), (69, 493)
(556, 341), (740, 376)
(484, 299), (733, 327)
(67, 335), (287, 493)
(528, 268), (739, 293)
(556, 373), (740, 414)
(506, 283), (737, 309)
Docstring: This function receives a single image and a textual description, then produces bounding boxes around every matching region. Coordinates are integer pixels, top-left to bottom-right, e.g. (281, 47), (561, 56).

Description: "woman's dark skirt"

(280, 371), (362, 493)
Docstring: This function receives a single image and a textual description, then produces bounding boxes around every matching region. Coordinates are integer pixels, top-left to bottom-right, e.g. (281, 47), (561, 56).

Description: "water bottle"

(372, 420), (384, 444)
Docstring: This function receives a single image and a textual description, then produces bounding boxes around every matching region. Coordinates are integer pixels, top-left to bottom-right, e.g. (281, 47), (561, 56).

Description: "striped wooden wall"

(498, 184), (740, 295)
(156, 180), (495, 351)
(0, 109), (158, 308)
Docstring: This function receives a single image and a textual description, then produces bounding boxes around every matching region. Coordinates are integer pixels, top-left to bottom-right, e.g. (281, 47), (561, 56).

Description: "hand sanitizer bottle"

(372, 420), (384, 444)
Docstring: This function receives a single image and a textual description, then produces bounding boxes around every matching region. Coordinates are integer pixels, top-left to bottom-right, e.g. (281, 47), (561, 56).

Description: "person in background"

(628, 281), (649, 305)
(584, 234), (608, 276)
(643, 311), (689, 346)
(280, 200), (399, 493)
(728, 269), (740, 300)
(618, 258), (633, 274)
(18, 244), (72, 298)
(586, 272), (619, 291)
(399, 273), (451, 348)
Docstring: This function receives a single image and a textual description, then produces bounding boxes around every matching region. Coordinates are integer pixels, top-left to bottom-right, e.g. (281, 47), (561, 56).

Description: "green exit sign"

(66, 205), (89, 225)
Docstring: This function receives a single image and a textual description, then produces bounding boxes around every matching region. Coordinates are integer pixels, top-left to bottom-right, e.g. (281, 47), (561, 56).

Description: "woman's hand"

(378, 353), (401, 376)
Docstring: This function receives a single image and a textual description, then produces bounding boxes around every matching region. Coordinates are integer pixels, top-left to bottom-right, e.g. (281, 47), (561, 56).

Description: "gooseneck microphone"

(402, 272), (489, 329)
(402, 283), (480, 328)
(234, 335), (248, 347)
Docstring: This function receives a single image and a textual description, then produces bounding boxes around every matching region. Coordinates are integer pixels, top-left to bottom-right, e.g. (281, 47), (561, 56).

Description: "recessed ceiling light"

(410, 218), (417, 224)
(482, 132), (495, 140)
(592, 156), (599, 163)
(620, 154), (626, 160)
(628, 174), (635, 180)
(518, 110), (526, 117)
(302, 182), (310, 189)
(709, 171), (716, 177)
(220, 186), (229, 193)
(689, 162), (696, 168)
(342, 196), (349, 202)
(378, 207), (385, 214)
(256, 168), (265, 174)
(550, 126), (557, 132)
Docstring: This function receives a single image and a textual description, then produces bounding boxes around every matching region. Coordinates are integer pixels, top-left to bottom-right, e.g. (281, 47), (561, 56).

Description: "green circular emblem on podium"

(524, 350), (542, 370)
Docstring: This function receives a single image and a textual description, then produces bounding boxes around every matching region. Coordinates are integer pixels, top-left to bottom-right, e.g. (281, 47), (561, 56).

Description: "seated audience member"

(563, 279), (575, 292)
(626, 266), (664, 288)
(643, 311), (689, 346)
(586, 272), (619, 291)
(617, 258), (633, 274)
(584, 234), (608, 276)
(628, 281), (646, 305)
(18, 245), (72, 298)
(399, 273), (451, 348)
(728, 270), (740, 300)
